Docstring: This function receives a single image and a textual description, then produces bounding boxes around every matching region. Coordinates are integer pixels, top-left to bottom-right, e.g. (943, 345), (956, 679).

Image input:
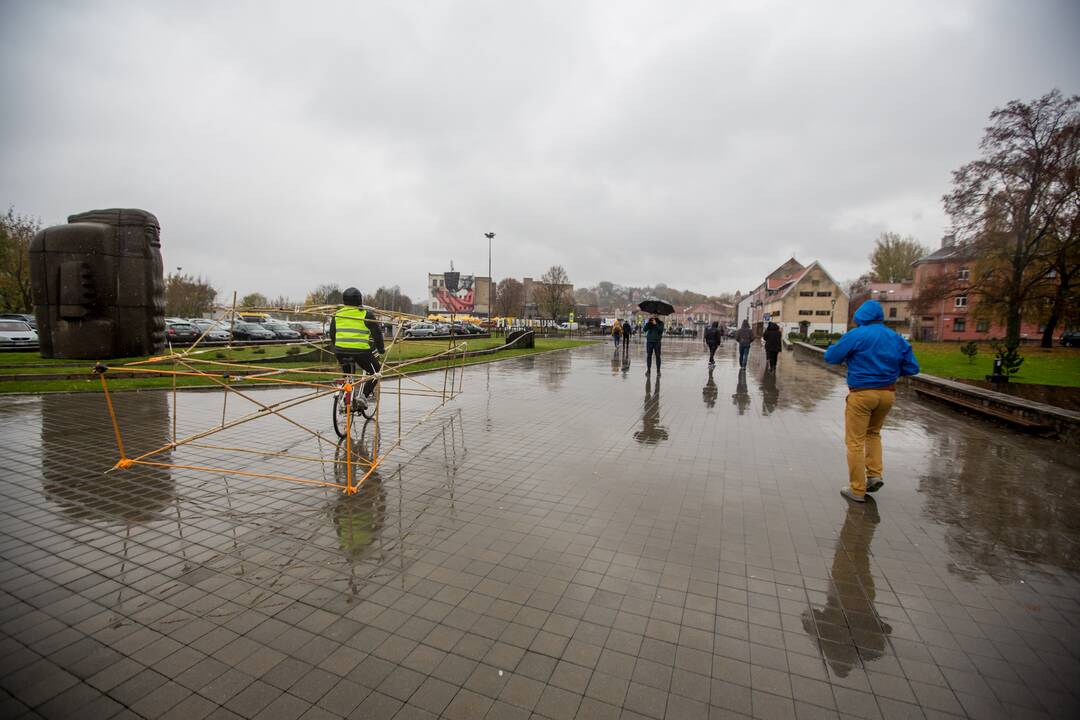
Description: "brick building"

(910, 237), (1043, 342)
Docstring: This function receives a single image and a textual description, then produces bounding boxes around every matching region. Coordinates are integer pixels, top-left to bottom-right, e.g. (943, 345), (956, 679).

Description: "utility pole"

(484, 232), (495, 318)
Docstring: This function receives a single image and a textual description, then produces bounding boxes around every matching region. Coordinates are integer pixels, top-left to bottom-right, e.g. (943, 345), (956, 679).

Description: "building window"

(798, 310), (814, 316)
(954, 295), (967, 308)
(954, 318), (966, 332)
(799, 291), (814, 297)
(888, 307), (897, 318)
(976, 320), (989, 332)
(815, 310), (830, 316)
(957, 267), (970, 280)
(816, 291), (832, 297)
(922, 316), (934, 322)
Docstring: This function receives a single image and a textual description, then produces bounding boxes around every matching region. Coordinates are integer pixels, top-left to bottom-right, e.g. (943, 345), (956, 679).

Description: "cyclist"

(330, 288), (385, 408)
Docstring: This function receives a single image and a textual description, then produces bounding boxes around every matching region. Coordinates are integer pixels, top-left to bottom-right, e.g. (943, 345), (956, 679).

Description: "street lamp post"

(484, 232), (495, 319)
(830, 297), (838, 335)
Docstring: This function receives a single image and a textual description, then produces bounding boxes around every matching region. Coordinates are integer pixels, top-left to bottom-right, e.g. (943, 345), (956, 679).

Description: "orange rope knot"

(115, 458), (135, 470)
(344, 484), (358, 495)
(342, 383), (353, 392)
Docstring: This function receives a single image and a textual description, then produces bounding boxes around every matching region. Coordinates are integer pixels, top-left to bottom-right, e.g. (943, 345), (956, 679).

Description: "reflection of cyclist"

(330, 288), (385, 405)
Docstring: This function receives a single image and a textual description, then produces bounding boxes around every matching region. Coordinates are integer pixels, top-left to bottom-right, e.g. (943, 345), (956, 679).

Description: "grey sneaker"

(840, 487), (866, 503)
(866, 477), (884, 493)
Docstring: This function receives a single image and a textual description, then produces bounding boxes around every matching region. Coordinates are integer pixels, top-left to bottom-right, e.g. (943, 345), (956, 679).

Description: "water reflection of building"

(802, 502), (891, 677)
(635, 377), (668, 444)
(917, 427), (1080, 576)
(41, 392), (175, 524)
(543, 350), (572, 391)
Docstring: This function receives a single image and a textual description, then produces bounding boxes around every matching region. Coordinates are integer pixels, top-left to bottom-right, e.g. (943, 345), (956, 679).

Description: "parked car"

(231, 321), (276, 341)
(288, 321), (324, 339)
(1060, 331), (1080, 348)
(165, 321), (200, 344)
(0, 313), (37, 330)
(238, 312), (272, 324)
(0, 320), (38, 348)
(263, 322), (302, 341)
(189, 318), (232, 342)
(405, 322), (439, 338)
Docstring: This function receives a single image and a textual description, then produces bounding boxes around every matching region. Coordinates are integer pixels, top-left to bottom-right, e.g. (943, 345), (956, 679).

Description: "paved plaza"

(1, 339), (1078, 720)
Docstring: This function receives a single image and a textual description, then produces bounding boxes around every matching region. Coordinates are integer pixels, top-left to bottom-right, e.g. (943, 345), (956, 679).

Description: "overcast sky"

(2, 0), (1078, 304)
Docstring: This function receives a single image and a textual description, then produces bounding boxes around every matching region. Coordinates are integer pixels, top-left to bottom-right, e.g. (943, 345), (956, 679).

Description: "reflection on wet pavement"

(0, 338), (1078, 719)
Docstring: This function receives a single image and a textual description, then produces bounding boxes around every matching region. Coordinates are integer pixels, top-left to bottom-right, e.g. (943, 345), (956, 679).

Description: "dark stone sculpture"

(30, 208), (165, 358)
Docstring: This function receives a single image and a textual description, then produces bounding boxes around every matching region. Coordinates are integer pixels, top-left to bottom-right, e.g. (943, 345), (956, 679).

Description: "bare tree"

(537, 265), (572, 321)
(495, 278), (525, 316)
(371, 286), (413, 313)
(0, 207), (41, 312)
(869, 232), (928, 282)
(165, 272), (217, 317)
(944, 89), (1080, 345)
(1038, 184), (1080, 346)
(306, 283), (343, 305)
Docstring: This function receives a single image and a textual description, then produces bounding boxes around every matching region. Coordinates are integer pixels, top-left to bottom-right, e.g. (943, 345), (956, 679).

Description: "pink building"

(911, 237), (1043, 342)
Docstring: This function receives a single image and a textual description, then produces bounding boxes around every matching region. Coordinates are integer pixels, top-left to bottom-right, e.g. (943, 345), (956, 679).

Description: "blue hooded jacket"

(823, 300), (919, 389)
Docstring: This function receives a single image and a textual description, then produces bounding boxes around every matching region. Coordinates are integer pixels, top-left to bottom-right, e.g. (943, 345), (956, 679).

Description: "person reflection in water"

(731, 369), (751, 415)
(634, 376), (669, 444)
(702, 367), (718, 408)
(761, 368), (779, 415)
(801, 501), (891, 677)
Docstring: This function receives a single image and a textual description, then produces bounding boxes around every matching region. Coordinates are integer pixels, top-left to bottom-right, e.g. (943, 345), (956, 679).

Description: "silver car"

(0, 320), (38, 348)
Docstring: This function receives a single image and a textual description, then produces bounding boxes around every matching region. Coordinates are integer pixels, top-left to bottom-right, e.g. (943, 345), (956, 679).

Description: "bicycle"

(332, 370), (380, 439)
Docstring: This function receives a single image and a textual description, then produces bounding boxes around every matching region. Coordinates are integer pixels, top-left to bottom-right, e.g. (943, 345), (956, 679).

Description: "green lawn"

(0, 338), (593, 393)
(911, 342), (1080, 387)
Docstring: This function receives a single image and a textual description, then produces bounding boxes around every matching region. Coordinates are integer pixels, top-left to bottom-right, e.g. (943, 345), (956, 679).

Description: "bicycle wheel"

(359, 382), (379, 420)
(332, 389), (352, 439)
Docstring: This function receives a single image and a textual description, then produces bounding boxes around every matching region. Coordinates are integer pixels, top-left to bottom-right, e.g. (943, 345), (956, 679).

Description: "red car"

(289, 321), (324, 339)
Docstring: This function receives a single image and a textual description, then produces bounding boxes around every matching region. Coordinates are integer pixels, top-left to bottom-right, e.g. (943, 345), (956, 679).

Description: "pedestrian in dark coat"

(703, 321), (721, 366)
(763, 322), (782, 372)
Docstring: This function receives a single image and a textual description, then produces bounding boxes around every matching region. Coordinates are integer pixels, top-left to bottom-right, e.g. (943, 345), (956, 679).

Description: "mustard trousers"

(844, 389), (895, 495)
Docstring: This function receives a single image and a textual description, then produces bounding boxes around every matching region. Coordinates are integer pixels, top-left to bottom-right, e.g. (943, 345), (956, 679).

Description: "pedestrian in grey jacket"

(736, 320), (754, 369)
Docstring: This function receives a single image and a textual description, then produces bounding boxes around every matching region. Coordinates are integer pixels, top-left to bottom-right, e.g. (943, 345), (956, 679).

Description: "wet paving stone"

(1, 339), (1079, 718)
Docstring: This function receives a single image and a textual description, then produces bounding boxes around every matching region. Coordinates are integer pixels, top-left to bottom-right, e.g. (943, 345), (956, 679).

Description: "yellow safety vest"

(334, 307), (371, 351)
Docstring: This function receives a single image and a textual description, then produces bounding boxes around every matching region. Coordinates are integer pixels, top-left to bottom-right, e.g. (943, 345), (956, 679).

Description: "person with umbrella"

(638, 297), (673, 377)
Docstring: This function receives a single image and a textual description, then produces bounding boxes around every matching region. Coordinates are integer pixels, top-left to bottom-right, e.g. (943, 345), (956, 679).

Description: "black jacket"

(763, 325), (782, 353)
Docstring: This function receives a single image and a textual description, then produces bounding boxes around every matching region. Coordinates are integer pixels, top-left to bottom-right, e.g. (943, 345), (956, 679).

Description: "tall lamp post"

(830, 297), (838, 335)
(484, 232), (495, 320)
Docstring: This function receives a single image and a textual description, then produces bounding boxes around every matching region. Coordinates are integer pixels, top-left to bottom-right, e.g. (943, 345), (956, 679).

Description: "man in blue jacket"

(824, 300), (919, 503)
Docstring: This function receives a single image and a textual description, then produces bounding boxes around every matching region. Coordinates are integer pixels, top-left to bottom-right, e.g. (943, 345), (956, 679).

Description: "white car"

(0, 320), (39, 348)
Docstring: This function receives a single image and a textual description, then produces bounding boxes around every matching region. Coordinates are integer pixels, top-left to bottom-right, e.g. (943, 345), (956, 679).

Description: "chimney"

(941, 234), (956, 249)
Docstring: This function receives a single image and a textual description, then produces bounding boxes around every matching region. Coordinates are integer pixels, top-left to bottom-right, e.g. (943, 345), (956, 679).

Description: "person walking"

(735, 320), (754, 369)
(622, 319), (632, 351)
(611, 319), (622, 349)
(824, 300), (919, 503)
(763, 322), (782, 372)
(703, 321), (721, 367)
(644, 315), (664, 377)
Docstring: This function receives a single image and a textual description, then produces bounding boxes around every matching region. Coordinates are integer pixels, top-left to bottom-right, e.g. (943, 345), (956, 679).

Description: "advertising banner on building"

(428, 273), (475, 313)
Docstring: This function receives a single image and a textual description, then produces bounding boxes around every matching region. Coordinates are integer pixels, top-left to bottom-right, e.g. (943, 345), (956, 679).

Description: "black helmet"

(343, 287), (362, 306)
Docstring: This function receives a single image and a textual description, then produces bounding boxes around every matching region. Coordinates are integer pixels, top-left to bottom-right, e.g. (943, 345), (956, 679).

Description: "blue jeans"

(613, 335), (620, 348)
(738, 344), (751, 368)
(646, 341), (661, 372)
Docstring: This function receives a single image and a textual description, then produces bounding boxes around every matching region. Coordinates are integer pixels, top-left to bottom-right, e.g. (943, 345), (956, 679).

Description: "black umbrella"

(638, 297), (674, 316)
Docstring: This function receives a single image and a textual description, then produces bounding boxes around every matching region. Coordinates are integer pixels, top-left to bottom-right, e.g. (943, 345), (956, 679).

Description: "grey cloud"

(2, 0), (1077, 303)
